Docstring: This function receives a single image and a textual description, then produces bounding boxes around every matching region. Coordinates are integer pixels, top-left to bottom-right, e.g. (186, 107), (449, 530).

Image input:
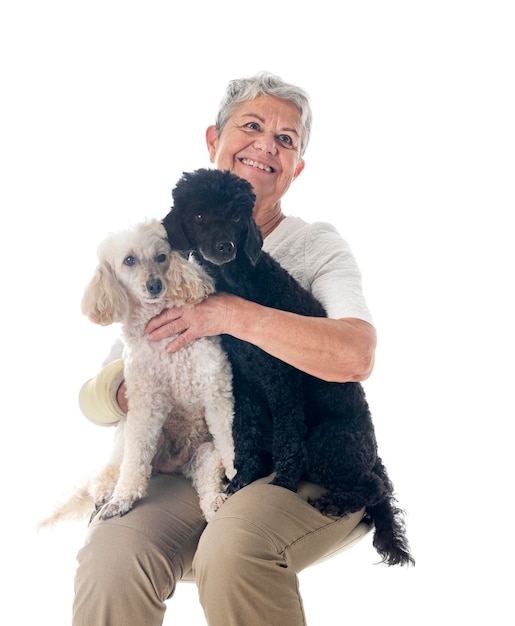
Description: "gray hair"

(214, 71), (312, 157)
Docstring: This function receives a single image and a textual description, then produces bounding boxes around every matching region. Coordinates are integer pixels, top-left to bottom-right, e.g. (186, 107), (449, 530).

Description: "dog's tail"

(36, 483), (95, 530)
(366, 497), (415, 566)
(365, 459), (415, 567)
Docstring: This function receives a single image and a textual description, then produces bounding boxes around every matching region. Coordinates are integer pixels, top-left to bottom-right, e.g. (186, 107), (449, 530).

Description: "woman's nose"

(253, 132), (277, 155)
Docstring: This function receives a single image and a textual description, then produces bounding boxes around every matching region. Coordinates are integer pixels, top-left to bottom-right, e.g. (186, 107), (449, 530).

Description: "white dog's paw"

(202, 492), (228, 522)
(98, 497), (135, 520)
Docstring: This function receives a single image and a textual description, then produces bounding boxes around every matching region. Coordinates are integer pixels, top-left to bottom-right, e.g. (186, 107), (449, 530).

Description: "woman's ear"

(205, 125), (218, 163)
(293, 158), (305, 181)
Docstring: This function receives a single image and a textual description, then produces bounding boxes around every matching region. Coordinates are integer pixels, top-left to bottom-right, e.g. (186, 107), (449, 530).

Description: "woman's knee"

(193, 506), (307, 626)
(193, 505), (284, 586)
(76, 520), (177, 600)
(73, 522), (175, 626)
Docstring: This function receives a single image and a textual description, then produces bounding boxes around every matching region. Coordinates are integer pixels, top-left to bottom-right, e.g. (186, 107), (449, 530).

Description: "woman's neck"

(255, 204), (286, 239)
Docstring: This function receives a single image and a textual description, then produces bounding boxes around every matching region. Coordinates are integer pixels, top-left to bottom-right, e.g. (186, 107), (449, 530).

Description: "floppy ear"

(244, 218), (263, 266)
(81, 263), (129, 325)
(162, 210), (192, 252)
(165, 255), (214, 305)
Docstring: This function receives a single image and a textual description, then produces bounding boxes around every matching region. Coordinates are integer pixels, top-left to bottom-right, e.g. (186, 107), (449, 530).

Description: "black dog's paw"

(226, 472), (252, 494)
(226, 459), (272, 494)
(308, 494), (352, 517)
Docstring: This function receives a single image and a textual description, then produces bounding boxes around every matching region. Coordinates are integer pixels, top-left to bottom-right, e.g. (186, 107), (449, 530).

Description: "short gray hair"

(214, 71), (312, 157)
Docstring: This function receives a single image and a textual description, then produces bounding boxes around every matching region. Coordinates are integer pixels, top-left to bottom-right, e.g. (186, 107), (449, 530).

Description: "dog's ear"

(162, 210), (192, 252)
(165, 254), (215, 304)
(244, 218), (263, 266)
(81, 263), (129, 325)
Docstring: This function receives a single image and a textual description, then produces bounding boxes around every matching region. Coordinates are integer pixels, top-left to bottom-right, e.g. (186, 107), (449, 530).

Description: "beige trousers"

(73, 473), (364, 626)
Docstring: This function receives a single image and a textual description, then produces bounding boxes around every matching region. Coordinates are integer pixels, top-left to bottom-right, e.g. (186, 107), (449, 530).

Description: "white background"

(1, 1), (514, 624)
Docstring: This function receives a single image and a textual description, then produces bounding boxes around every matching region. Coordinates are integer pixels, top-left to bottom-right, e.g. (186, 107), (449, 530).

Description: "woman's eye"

(244, 122), (260, 131)
(277, 134), (293, 146)
(156, 254), (167, 263)
(123, 256), (135, 266)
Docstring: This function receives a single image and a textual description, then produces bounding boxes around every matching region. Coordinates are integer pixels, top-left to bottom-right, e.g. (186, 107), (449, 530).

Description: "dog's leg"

(227, 383), (307, 495)
(89, 421), (124, 506)
(185, 441), (228, 522)
(99, 397), (167, 519)
(205, 395), (236, 480)
(267, 372), (307, 492)
(225, 372), (273, 494)
(89, 463), (121, 506)
(202, 388), (236, 481)
(308, 473), (387, 516)
(194, 337), (236, 480)
(268, 413), (307, 493)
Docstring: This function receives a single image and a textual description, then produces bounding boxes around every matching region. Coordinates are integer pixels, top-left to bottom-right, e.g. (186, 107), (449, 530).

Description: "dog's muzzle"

(146, 278), (163, 296)
(217, 241), (235, 256)
(201, 241), (236, 265)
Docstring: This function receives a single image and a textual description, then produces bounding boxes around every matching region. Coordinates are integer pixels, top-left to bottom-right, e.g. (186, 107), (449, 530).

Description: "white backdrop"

(1, 1), (514, 624)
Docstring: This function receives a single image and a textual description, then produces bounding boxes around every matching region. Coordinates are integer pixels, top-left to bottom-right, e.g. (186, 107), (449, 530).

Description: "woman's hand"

(146, 292), (242, 353)
(116, 381), (129, 414)
(146, 290), (375, 382)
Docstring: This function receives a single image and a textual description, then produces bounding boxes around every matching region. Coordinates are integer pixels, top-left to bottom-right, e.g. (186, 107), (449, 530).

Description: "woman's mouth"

(240, 158), (274, 173)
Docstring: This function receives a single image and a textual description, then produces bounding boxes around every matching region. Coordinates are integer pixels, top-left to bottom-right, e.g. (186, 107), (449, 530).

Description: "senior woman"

(73, 71), (376, 626)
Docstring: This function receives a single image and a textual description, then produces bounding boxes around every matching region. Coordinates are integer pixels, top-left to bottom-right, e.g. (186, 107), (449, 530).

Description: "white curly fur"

(39, 219), (235, 526)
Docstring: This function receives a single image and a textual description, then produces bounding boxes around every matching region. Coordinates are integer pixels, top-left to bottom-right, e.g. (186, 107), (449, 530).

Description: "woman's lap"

(73, 472), (364, 626)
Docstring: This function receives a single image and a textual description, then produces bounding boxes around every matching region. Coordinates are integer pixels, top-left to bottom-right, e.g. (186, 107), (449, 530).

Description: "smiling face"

(206, 95), (305, 220)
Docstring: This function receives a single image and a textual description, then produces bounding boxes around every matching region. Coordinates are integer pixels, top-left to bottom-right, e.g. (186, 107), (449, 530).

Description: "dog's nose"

(146, 278), (163, 296)
(217, 241), (235, 256)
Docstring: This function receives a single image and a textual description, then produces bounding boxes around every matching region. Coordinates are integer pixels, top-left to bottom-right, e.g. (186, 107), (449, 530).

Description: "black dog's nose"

(217, 241), (235, 256)
(146, 278), (163, 296)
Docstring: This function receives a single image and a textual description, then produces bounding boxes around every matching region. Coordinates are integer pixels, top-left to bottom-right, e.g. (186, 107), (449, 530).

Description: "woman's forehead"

(231, 95), (303, 131)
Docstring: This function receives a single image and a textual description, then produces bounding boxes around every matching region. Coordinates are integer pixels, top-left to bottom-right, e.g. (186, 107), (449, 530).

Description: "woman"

(73, 71), (377, 626)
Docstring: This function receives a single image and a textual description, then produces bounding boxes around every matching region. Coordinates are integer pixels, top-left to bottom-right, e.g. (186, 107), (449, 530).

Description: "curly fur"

(162, 169), (415, 566)
(39, 219), (235, 526)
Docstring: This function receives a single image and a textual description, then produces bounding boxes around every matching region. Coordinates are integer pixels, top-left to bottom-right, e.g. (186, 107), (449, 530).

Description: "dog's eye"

(231, 215), (241, 224)
(156, 253), (167, 263)
(194, 213), (203, 222)
(124, 256), (136, 266)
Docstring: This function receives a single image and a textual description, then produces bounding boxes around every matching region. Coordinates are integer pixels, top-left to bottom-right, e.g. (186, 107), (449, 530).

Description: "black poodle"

(162, 168), (414, 566)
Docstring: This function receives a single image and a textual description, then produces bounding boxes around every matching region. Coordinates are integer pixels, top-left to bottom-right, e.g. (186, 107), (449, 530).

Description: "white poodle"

(39, 219), (235, 526)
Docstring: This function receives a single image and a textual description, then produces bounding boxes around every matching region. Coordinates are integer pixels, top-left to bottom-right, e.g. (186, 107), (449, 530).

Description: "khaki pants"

(73, 473), (364, 626)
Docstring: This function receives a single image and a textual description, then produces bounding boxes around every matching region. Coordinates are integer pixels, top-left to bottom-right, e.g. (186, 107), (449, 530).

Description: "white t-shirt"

(264, 216), (373, 324)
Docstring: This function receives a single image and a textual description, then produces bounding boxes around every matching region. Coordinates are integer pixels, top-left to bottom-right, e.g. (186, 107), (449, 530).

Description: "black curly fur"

(163, 168), (414, 567)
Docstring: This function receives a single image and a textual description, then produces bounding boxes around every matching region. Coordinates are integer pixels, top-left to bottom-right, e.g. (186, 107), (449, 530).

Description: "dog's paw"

(226, 465), (265, 494)
(202, 493), (228, 522)
(308, 495), (349, 517)
(98, 497), (134, 520)
(225, 473), (248, 495)
(214, 493), (228, 509)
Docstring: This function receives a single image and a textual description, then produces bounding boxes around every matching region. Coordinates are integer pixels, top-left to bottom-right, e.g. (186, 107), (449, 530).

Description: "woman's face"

(206, 95), (305, 209)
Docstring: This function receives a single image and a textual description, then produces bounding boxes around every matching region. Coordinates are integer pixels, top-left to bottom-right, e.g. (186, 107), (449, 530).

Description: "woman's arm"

(146, 293), (376, 383)
(79, 358), (127, 424)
